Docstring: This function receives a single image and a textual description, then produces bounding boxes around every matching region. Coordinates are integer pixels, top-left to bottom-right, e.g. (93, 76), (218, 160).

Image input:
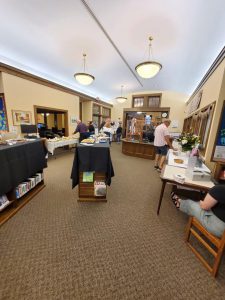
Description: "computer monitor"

(20, 124), (37, 134)
(37, 123), (46, 129)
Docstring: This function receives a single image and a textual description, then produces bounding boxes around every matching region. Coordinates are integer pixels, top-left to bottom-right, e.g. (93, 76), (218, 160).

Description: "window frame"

(132, 93), (162, 108)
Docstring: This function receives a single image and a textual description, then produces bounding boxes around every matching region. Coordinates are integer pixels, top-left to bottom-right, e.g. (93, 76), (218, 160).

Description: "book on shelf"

(0, 194), (10, 211)
(15, 173), (44, 199)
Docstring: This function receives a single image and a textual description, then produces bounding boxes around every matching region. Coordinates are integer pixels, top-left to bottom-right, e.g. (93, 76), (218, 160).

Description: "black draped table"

(0, 140), (47, 196)
(71, 142), (114, 201)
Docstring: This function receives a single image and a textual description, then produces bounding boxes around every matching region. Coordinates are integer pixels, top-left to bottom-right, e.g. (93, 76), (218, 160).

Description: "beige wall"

(82, 101), (92, 125)
(184, 59), (225, 170)
(2, 72), (79, 135)
(57, 114), (64, 129)
(0, 72), (4, 93)
(37, 114), (44, 123)
(47, 114), (55, 129)
(111, 90), (188, 133)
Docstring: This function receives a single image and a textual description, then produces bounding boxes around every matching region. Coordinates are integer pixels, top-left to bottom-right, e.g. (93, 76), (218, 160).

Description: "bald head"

(163, 119), (171, 127)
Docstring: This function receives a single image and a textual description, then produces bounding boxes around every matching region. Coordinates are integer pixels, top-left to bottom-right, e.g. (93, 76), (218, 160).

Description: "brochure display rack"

(71, 142), (114, 202)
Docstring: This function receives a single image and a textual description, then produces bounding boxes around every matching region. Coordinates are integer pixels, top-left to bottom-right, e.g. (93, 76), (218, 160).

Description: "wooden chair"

(185, 216), (225, 277)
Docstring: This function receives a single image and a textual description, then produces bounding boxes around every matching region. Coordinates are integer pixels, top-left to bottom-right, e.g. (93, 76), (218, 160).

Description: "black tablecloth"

(0, 140), (47, 196)
(71, 143), (114, 188)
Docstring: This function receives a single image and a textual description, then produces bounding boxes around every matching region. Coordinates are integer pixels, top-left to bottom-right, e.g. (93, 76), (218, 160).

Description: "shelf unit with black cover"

(71, 142), (114, 201)
(0, 139), (47, 226)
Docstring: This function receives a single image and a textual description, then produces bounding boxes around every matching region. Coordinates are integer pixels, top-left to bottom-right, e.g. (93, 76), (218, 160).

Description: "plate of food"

(80, 138), (95, 144)
(174, 158), (184, 164)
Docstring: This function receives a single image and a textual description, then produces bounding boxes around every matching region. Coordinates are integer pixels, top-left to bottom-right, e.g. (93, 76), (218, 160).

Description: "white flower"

(182, 140), (188, 145)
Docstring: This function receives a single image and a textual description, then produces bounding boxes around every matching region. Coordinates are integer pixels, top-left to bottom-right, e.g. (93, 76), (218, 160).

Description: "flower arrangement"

(177, 133), (200, 152)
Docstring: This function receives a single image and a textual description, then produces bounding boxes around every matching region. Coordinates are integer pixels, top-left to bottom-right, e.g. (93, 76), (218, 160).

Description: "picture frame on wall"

(70, 116), (77, 125)
(12, 110), (32, 125)
(0, 94), (8, 131)
(212, 100), (225, 162)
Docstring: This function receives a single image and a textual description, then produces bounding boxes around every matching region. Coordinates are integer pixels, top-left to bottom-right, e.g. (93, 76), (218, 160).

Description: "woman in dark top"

(88, 121), (95, 134)
(116, 124), (122, 144)
(171, 185), (225, 237)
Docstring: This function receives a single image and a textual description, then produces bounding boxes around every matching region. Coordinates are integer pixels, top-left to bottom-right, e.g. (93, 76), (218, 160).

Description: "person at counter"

(171, 185), (225, 238)
(88, 121), (95, 134)
(103, 119), (113, 145)
(116, 123), (122, 144)
(73, 119), (87, 142)
(143, 123), (155, 142)
(154, 119), (175, 172)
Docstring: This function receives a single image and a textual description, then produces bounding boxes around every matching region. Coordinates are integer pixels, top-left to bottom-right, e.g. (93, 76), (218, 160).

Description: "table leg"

(157, 180), (166, 215)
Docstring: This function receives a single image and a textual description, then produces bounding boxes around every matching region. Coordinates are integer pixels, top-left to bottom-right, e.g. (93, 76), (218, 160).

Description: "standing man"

(154, 119), (175, 172)
(74, 119), (87, 142)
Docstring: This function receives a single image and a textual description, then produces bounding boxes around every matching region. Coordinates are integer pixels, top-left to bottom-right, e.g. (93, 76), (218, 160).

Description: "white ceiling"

(0, 0), (224, 103)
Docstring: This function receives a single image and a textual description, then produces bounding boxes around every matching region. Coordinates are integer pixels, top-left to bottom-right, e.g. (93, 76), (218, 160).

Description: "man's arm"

(74, 124), (80, 134)
(200, 193), (218, 210)
(164, 135), (174, 150)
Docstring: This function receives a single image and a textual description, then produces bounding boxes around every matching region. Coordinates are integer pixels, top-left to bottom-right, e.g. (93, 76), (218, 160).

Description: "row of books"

(15, 173), (43, 199)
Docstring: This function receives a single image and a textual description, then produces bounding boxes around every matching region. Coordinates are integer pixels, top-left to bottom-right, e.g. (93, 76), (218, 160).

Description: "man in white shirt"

(154, 119), (175, 172)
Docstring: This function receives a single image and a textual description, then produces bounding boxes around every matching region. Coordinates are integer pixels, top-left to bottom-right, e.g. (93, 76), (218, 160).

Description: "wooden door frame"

(34, 105), (69, 136)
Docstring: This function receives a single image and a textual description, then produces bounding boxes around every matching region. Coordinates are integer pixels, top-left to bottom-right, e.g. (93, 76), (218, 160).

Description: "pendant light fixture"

(74, 53), (95, 85)
(135, 36), (162, 79)
(116, 85), (127, 103)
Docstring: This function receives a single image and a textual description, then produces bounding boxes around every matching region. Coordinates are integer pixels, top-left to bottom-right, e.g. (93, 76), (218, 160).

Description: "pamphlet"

(94, 181), (106, 196)
(83, 172), (94, 182)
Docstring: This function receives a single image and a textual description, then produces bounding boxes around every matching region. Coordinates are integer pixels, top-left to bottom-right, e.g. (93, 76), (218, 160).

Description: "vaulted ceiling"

(0, 0), (224, 103)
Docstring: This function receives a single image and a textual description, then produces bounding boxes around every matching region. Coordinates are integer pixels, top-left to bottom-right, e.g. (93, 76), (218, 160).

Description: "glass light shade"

(74, 72), (95, 85)
(116, 96), (127, 103)
(135, 61), (162, 78)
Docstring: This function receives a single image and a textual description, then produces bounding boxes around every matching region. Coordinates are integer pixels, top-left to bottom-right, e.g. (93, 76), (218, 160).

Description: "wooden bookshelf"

(78, 172), (107, 202)
(0, 181), (45, 226)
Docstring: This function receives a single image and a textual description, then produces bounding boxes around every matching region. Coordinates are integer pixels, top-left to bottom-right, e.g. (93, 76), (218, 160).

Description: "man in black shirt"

(171, 185), (225, 237)
(116, 124), (122, 144)
(88, 121), (95, 134)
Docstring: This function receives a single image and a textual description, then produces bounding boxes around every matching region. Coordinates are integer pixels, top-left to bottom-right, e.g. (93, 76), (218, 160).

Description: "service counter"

(122, 138), (155, 160)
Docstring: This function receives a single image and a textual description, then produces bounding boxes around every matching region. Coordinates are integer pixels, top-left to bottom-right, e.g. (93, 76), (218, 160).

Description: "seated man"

(171, 185), (225, 237)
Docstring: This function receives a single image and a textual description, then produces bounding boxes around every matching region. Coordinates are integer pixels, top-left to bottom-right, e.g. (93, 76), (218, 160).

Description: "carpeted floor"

(0, 144), (225, 300)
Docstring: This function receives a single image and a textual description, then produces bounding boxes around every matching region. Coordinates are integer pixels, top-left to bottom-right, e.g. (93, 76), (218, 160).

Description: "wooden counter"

(122, 139), (155, 160)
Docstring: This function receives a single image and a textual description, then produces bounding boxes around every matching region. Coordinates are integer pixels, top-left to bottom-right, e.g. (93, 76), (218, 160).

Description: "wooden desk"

(157, 165), (214, 215)
(122, 139), (155, 160)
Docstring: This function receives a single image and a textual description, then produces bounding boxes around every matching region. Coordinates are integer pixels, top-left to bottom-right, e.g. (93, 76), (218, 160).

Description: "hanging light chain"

(148, 36), (154, 61)
(121, 85), (124, 97)
(83, 53), (87, 73)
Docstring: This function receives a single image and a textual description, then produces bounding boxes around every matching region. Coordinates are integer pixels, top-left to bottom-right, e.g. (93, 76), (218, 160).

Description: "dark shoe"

(154, 166), (159, 170)
(171, 192), (180, 209)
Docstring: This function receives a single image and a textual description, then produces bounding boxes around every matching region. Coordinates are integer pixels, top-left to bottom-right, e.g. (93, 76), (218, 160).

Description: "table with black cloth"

(71, 142), (114, 201)
(0, 140), (47, 196)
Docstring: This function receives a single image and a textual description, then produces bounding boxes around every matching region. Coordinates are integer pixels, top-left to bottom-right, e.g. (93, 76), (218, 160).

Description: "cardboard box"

(186, 169), (211, 182)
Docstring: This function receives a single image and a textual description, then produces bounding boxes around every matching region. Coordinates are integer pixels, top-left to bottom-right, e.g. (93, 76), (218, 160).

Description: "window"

(93, 104), (100, 115)
(132, 93), (161, 108)
(148, 96), (160, 107)
(102, 107), (110, 117)
(133, 97), (144, 108)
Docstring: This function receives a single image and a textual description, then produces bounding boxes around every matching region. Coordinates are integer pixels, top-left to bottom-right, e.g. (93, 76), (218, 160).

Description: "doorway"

(34, 105), (69, 137)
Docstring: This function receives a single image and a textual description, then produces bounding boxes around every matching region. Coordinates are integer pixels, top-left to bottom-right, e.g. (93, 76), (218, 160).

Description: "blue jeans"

(116, 133), (121, 143)
(180, 199), (225, 237)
